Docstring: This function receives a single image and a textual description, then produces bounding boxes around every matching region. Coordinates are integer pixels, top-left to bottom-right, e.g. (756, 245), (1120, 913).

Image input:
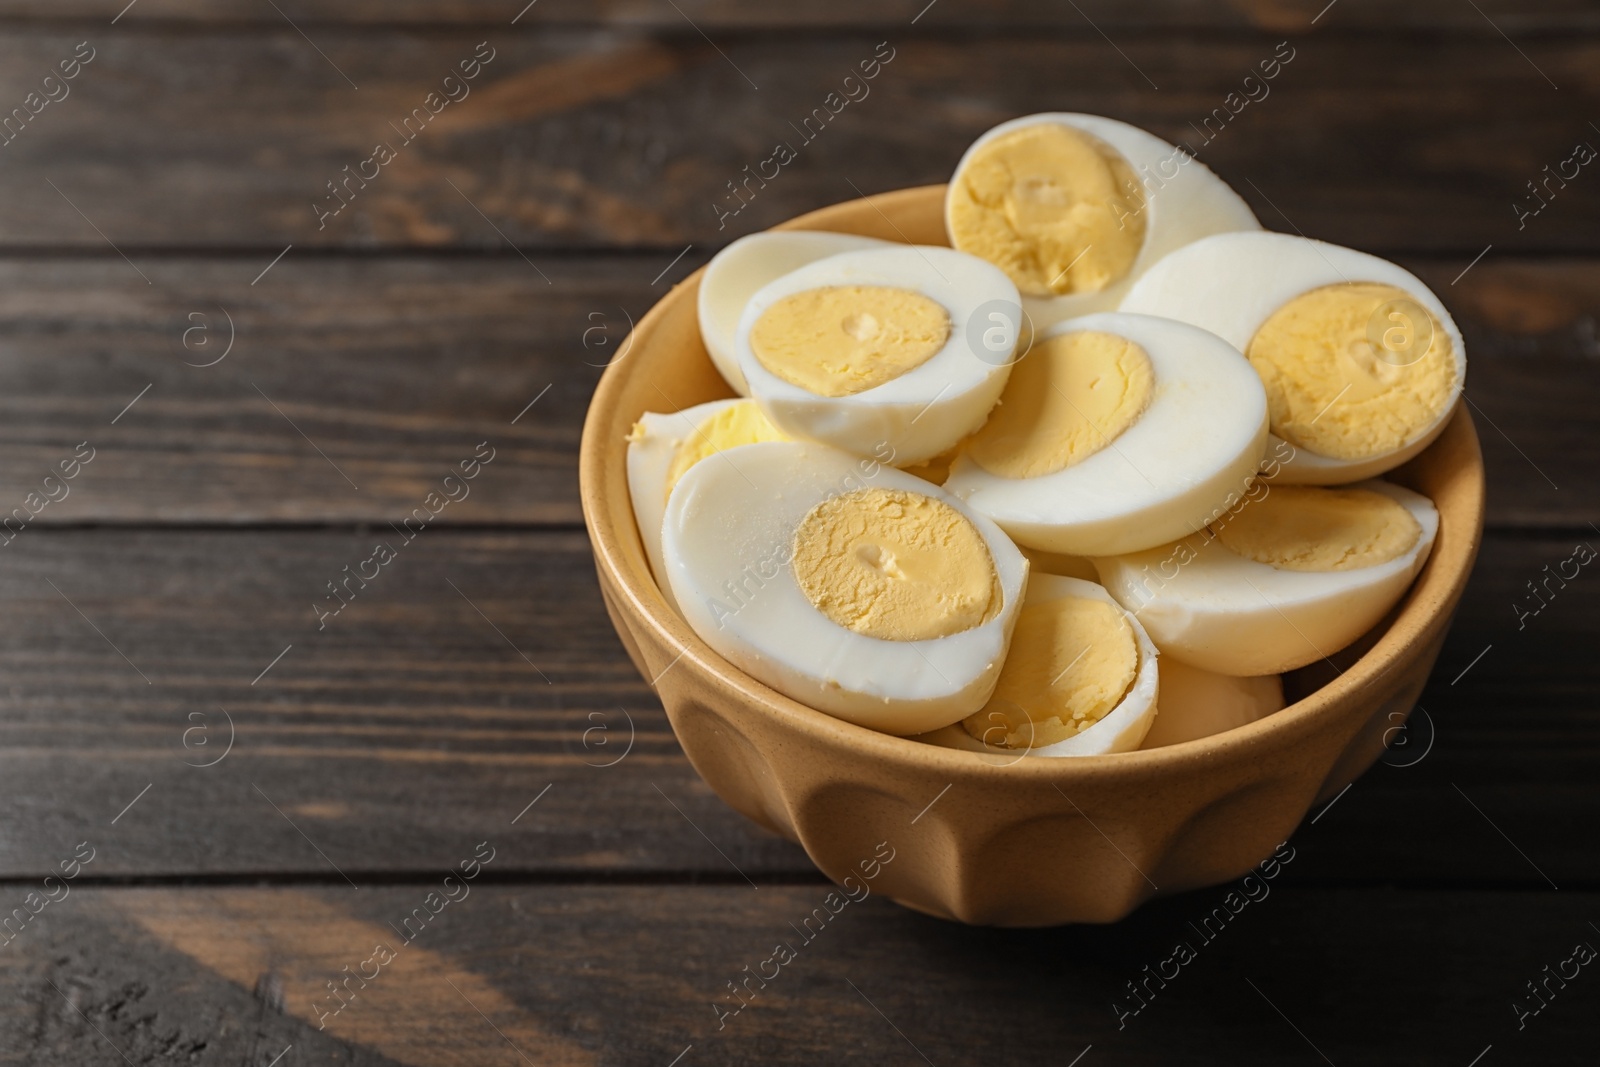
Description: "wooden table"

(0, 2), (1595, 1063)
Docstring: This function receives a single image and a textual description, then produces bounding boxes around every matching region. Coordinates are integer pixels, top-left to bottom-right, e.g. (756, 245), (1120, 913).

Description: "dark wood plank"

(4, 884), (1595, 1065)
(4, 0), (1596, 31)
(1410, 258), (1600, 529)
(0, 254), (610, 526)
(0, 31), (1594, 252)
(0, 526), (1595, 886)
(1285, 526), (1600, 890)
(0, 254), (1595, 527)
(0, 527), (812, 880)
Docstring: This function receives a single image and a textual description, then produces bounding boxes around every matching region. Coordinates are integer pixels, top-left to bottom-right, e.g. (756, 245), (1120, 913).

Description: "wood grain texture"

(0, 255), (1594, 527)
(0, 527), (809, 880)
(3, 885), (1594, 1065)
(4, 0), (1598, 31)
(0, 527), (1593, 886)
(0, 7), (1594, 1062)
(0, 256), (609, 525)
(0, 31), (1594, 252)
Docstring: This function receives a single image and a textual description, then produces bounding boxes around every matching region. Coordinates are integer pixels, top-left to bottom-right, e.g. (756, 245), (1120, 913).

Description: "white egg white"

(1140, 659), (1284, 749)
(1118, 231), (1467, 484)
(734, 246), (1021, 465)
(911, 574), (1159, 758)
(1092, 479), (1440, 676)
(946, 112), (1261, 331)
(698, 230), (893, 395)
(943, 311), (1269, 557)
(661, 441), (1029, 734)
(626, 398), (758, 612)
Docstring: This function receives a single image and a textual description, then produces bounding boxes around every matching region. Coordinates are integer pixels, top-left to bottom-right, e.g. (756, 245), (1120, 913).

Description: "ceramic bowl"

(578, 185), (1485, 926)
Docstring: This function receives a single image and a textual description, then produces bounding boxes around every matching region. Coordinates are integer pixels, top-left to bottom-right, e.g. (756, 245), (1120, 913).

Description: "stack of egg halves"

(627, 113), (1460, 759)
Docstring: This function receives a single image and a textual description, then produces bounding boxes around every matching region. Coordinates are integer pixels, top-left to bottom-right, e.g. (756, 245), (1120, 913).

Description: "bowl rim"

(579, 184), (1486, 784)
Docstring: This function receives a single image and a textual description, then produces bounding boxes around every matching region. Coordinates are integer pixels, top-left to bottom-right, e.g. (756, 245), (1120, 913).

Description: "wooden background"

(0, 1), (1596, 1063)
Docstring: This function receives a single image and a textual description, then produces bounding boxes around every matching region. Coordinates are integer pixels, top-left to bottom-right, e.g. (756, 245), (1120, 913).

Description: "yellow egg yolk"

(947, 123), (1146, 296)
(962, 594), (1139, 748)
(1215, 485), (1421, 572)
(1246, 282), (1458, 461)
(750, 285), (950, 398)
(791, 488), (1000, 641)
(661, 401), (788, 504)
(965, 330), (1155, 479)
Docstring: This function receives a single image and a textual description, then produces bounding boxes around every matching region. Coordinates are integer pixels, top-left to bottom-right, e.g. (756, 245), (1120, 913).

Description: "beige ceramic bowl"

(579, 186), (1485, 926)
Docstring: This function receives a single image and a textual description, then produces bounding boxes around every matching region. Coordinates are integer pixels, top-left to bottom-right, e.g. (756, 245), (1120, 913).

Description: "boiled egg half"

(1093, 479), (1439, 676)
(734, 246), (1022, 465)
(943, 311), (1269, 556)
(912, 573), (1159, 757)
(1119, 231), (1466, 484)
(1140, 659), (1284, 749)
(946, 113), (1260, 330)
(661, 440), (1029, 734)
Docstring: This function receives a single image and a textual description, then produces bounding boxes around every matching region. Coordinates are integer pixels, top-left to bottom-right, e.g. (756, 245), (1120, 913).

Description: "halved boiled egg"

(698, 230), (892, 395)
(946, 113), (1260, 331)
(661, 440), (1029, 734)
(943, 311), (1268, 556)
(1119, 231), (1466, 484)
(734, 246), (1022, 465)
(911, 574), (1158, 757)
(626, 398), (788, 609)
(1140, 659), (1284, 749)
(1092, 479), (1439, 676)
